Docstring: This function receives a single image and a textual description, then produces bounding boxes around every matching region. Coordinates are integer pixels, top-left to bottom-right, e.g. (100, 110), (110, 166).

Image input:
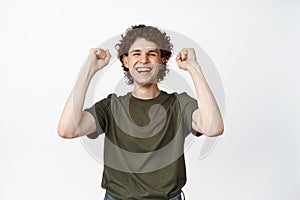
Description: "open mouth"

(136, 67), (152, 73)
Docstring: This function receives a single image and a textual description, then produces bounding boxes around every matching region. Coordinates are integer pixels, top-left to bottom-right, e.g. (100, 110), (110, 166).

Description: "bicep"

(191, 109), (204, 136)
(192, 109), (199, 131)
(74, 111), (97, 137)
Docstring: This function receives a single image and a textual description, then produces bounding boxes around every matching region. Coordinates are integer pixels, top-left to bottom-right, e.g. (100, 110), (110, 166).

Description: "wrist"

(82, 65), (96, 80)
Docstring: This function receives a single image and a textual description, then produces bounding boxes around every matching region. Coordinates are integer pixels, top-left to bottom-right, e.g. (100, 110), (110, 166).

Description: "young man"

(57, 25), (224, 200)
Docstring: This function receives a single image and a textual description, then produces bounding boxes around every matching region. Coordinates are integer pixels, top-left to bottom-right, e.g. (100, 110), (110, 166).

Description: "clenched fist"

(86, 48), (111, 74)
(176, 48), (199, 70)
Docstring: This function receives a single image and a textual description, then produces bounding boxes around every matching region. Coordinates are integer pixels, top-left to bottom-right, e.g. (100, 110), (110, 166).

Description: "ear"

(122, 55), (129, 69)
(161, 58), (167, 67)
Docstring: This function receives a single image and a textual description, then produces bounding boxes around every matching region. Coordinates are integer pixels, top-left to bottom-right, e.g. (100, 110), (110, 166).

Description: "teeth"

(137, 68), (151, 72)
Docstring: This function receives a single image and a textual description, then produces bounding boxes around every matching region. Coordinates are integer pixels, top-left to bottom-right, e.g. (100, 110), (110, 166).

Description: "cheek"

(129, 58), (139, 66)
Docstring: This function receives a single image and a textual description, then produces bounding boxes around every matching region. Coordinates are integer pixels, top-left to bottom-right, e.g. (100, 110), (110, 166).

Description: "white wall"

(0, 0), (299, 199)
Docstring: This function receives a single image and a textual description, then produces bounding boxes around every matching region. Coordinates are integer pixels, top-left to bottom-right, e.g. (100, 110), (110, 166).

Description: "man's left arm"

(176, 48), (224, 137)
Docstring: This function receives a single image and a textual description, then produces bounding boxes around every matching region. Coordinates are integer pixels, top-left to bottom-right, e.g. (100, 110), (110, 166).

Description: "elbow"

(198, 124), (224, 137)
(207, 126), (224, 137)
(57, 126), (76, 139)
(204, 117), (224, 137)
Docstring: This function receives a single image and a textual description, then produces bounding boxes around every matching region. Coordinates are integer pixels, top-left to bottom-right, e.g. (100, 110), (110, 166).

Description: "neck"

(132, 83), (161, 99)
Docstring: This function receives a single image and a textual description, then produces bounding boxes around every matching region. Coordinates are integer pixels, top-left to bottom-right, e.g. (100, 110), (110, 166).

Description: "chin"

(134, 79), (158, 86)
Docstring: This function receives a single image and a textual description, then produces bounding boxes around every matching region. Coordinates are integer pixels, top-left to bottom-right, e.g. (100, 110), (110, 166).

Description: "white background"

(1, 0), (299, 199)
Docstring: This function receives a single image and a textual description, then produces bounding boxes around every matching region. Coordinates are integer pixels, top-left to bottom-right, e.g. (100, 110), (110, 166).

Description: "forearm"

(188, 64), (224, 137)
(57, 48), (111, 138)
(57, 66), (94, 138)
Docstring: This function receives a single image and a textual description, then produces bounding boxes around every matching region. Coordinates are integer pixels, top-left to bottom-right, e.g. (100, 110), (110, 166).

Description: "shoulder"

(94, 92), (132, 107)
(171, 92), (196, 102)
(97, 92), (129, 102)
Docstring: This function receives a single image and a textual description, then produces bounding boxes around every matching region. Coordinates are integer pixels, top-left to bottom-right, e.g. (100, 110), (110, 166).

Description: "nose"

(140, 52), (149, 63)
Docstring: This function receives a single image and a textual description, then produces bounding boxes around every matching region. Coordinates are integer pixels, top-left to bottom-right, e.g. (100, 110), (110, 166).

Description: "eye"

(149, 53), (157, 57)
(132, 53), (140, 56)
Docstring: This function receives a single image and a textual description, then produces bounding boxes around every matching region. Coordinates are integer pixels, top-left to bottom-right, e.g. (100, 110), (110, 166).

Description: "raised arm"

(57, 48), (111, 139)
(176, 48), (224, 137)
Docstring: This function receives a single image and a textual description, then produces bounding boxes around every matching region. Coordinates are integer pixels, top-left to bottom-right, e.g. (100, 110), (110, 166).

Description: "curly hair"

(115, 25), (173, 84)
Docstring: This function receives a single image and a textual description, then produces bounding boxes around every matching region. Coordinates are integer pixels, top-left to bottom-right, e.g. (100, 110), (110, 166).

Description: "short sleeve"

(83, 96), (111, 139)
(175, 92), (203, 137)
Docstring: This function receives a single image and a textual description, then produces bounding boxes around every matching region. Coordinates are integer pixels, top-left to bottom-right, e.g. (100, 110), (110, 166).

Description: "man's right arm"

(57, 48), (111, 139)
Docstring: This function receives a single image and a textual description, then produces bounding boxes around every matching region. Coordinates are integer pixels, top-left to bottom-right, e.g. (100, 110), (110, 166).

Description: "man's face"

(123, 38), (164, 86)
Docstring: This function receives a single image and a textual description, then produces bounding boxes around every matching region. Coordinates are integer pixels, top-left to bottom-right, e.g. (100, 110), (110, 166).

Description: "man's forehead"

(128, 38), (159, 52)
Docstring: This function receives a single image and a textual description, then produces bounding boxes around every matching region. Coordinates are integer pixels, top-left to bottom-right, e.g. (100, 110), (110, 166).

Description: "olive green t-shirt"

(85, 91), (202, 200)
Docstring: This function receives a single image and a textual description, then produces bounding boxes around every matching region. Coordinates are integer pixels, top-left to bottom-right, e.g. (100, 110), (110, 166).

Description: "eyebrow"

(129, 49), (160, 54)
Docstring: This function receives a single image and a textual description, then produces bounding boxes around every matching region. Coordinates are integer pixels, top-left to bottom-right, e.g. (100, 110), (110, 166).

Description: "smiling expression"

(122, 38), (165, 87)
